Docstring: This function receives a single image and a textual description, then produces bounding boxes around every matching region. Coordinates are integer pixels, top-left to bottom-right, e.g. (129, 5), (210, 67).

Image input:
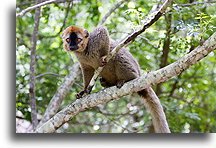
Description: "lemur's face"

(62, 26), (89, 52)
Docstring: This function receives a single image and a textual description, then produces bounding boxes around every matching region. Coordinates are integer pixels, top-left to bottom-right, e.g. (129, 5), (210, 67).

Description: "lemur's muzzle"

(70, 45), (78, 51)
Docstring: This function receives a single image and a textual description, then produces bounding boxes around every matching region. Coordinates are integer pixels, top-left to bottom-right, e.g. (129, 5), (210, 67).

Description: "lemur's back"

(100, 40), (141, 86)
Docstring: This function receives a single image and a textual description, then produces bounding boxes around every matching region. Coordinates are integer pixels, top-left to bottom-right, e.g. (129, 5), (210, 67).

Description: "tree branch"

(37, 63), (81, 127)
(87, 0), (172, 93)
(36, 32), (216, 133)
(16, 0), (73, 18)
(42, 1), (73, 38)
(34, 72), (65, 79)
(174, 1), (216, 7)
(29, 0), (41, 131)
(140, 36), (158, 49)
(17, 0), (74, 7)
(98, 0), (129, 25)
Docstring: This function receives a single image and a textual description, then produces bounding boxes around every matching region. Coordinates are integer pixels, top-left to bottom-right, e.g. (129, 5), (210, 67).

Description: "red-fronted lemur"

(62, 25), (170, 133)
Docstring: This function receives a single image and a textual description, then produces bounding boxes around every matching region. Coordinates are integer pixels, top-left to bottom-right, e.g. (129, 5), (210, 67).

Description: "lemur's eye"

(66, 38), (70, 43)
(77, 38), (82, 42)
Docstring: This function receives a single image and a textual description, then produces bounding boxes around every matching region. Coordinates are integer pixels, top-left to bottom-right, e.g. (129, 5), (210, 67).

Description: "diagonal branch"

(37, 63), (81, 127)
(98, 0), (129, 25)
(16, 0), (73, 18)
(36, 32), (216, 133)
(87, 0), (172, 92)
(17, 0), (74, 6)
(34, 72), (65, 79)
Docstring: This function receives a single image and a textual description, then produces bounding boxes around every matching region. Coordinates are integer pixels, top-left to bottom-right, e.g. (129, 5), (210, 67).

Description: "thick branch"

(98, 0), (129, 25)
(38, 63), (81, 127)
(36, 32), (216, 133)
(87, 0), (172, 92)
(29, 0), (41, 131)
(16, 0), (73, 18)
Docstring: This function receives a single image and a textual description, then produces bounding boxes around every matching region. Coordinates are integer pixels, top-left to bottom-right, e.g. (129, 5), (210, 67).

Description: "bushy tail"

(138, 87), (170, 133)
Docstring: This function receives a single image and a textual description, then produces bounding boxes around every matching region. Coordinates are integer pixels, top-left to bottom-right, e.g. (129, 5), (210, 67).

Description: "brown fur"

(62, 26), (170, 133)
(62, 25), (140, 91)
(62, 26), (89, 52)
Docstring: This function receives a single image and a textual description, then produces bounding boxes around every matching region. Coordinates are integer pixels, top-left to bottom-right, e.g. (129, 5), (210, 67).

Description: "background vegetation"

(16, 0), (216, 133)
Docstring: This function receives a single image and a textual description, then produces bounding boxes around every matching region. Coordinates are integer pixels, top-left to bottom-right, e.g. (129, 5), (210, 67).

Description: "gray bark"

(29, 0), (41, 130)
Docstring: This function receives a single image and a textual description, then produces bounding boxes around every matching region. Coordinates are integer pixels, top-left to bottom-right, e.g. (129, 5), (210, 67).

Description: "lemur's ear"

(84, 30), (89, 38)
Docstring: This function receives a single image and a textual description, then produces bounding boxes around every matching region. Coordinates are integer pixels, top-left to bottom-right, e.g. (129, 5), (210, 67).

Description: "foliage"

(16, 0), (216, 133)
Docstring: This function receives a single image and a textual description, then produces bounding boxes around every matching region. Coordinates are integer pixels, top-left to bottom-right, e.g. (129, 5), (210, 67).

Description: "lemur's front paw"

(76, 90), (85, 99)
(116, 80), (125, 89)
(99, 55), (108, 67)
(76, 86), (93, 99)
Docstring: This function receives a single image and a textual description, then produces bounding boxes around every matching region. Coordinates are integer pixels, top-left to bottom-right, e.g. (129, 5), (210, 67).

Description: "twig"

(103, 114), (138, 133)
(17, 1), (37, 6)
(17, 0), (73, 6)
(140, 36), (158, 49)
(42, 1), (73, 38)
(29, 0), (41, 131)
(16, 0), (55, 18)
(87, 0), (172, 93)
(34, 72), (65, 79)
(110, 30), (130, 35)
(97, 107), (131, 116)
(174, 1), (216, 7)
(16, 0), (73, 18)
(98, 0), (129, 25)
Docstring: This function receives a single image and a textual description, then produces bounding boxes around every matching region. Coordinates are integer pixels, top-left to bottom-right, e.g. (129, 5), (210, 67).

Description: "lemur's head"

(62, 26), (89, 52)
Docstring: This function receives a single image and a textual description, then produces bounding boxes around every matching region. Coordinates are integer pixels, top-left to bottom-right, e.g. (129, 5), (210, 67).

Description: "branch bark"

(29, 0), (41, 131)
(36, 32), (216, 133)
(37, 63), (81, 127)
(87, 0), (172, 92)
